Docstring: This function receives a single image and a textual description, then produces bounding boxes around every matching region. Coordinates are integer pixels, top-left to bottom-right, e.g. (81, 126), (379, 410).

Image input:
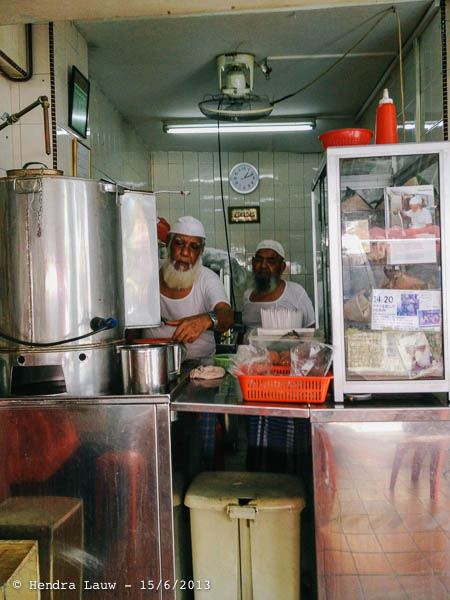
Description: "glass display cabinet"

(312, 142), (450, 402)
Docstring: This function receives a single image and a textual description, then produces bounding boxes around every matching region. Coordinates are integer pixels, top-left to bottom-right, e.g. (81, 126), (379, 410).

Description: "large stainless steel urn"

(0, 168), (161, 396)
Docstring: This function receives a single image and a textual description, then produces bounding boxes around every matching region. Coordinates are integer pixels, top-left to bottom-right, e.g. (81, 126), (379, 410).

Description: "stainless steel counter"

(310, 396), (450, 600)
(170, 371), (450, 420)
(0, 393), (175, 600)
(170, 372), (310, 418)
(4, 381), (450, 600)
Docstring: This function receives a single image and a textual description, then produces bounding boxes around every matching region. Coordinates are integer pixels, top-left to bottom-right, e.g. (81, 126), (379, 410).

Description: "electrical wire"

(216, 116), (237, 311)
(0, 24), (33, 81)
(0, 318), (118, 348)
(272, 6), (395, 106)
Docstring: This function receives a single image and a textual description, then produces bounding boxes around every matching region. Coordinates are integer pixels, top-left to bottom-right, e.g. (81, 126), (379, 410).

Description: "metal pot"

(117, 343), (184, 394)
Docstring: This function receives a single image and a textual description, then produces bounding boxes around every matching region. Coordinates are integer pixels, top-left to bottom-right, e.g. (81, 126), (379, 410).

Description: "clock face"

(229, 162), (259, 195)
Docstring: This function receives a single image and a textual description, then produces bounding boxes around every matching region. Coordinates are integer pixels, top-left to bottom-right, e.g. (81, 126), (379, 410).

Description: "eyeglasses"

(254, 255), (282, 266)
(172, 236), (203, 252)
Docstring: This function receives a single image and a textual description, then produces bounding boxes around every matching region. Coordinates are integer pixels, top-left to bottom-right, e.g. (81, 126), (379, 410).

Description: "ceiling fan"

(198, 53), (274, 122)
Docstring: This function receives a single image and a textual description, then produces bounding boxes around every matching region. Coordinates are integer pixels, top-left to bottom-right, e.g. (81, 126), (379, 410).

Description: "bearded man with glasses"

(144, 215), (233, 358)
(140, 216), (233, 474)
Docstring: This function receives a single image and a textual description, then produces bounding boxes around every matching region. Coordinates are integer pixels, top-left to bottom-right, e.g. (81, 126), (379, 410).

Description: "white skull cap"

(409, 196), (422, 206)
(255, 239), (285, 259)
(170, 216), (206, 239)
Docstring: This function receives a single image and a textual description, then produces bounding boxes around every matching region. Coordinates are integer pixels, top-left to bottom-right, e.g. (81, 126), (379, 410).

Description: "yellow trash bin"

(184, 471), (306, 600)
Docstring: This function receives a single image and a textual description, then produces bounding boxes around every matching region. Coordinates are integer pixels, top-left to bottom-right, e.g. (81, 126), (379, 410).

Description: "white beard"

(162, 256), (202, 290)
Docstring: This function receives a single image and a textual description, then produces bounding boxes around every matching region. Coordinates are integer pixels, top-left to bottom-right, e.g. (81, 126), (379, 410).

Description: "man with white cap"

(146, 215), (234, 358)
(144, 216), (233, 473)
(402, 195), (432, 229)
(242, 239), (315, 330)
(242, 240), (315, 473)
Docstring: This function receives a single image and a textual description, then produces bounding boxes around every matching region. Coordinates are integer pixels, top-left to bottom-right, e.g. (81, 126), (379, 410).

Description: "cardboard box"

(0, 540), (40, 599)
(0, 497), (83, 600)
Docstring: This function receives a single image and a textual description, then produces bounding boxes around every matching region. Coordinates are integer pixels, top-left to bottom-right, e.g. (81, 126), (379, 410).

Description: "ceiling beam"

(3, 0), (430, 25)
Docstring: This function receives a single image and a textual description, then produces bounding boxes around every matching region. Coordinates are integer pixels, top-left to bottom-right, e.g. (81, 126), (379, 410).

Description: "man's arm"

(166, 302), (234, 345)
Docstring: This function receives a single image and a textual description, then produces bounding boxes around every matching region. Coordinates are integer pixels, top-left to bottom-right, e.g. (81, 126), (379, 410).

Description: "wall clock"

(229, 162), (259, 194)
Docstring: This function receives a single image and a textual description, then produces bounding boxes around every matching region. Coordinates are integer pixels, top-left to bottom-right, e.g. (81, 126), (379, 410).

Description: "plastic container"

(185, 471), (306, 600)
(213, 354), (234, 369)
(375, 88), (398, 144)
(238, 371), (333, 403)
(318, 128), (373, 150)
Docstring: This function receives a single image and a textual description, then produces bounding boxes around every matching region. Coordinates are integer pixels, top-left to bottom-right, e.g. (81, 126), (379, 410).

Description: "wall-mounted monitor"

(68, 66), (90, 138)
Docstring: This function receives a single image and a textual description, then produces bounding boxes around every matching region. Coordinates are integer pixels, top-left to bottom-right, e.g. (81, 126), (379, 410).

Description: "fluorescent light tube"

(163, 119), (315, 134)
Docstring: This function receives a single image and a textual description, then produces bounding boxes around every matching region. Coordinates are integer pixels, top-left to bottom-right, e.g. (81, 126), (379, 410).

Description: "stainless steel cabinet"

(0, 396), (175, 599)
(312, 142), (450, 402)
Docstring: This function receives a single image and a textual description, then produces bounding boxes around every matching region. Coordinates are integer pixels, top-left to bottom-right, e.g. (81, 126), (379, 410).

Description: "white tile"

(0, 78), (12, 115)
(260, 206), (275, 231)
(0, 128), (14, 173)
(243, 151), (258, 167)
(289, 207), (304, 231)
(182, 151), (197, 166)
(153, 163), (169, 188)
(274, 151), (288, 165)
(199, 162), (213, 184)
(274, 182), (289, 205)
(151, 151), (167, 165)
(198, 152), (213, 165)
(20, 123), (52, 166)
(258, 152), (273, 174)
(10, 84), (20, 111)
(168, 151), (182, 164)
(168, 163), (183, 188)
(156, 194), (170, 215)
(274, 162), (288, 185)
(288, 153), (302, 186)
(275, 207), (289, 230)
(32, 24), (50, 75)
(228, 152), (243, 167)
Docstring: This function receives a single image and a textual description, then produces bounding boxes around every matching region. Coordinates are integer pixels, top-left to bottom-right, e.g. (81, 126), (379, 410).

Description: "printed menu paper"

(371, 289), (441, 331)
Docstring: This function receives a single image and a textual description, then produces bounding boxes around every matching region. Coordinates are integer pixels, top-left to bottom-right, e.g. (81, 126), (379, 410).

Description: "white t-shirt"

(145, 267), (229, 359)
(405, 207), (432, 228)
(242, 281), (315, 329)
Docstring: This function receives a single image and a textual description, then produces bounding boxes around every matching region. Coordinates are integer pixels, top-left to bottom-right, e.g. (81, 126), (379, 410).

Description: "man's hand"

(166, 314), (212, 344)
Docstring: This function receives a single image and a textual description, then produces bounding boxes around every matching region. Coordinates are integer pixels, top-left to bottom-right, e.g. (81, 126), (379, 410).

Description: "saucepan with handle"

(117, 341), (186, 394)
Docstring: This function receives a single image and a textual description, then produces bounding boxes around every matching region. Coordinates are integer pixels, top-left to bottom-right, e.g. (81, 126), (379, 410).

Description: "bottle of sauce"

(375, 88), (398, 144)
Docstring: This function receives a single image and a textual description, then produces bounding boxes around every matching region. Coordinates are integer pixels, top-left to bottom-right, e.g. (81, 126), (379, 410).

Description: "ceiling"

(73, 0), (435, 153)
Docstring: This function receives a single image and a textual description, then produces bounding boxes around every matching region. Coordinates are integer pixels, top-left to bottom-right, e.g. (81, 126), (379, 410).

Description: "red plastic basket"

(318, 128), (373, 151)
(237, 366), (333, 404)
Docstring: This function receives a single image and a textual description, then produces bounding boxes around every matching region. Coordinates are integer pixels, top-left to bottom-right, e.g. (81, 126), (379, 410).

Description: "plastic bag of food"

(229, 344), (272, 376)
(290, 341), (333, 377)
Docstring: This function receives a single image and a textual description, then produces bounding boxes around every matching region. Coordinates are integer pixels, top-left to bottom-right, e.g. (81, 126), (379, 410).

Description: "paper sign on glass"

(371, 289), (441, 331)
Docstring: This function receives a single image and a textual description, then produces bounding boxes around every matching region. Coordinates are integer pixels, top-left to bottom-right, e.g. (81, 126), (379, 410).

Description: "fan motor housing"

(217, 53), (254, 98)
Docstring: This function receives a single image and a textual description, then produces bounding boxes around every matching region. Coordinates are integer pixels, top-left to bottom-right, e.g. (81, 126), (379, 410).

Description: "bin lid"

(184, 471), (306, 511)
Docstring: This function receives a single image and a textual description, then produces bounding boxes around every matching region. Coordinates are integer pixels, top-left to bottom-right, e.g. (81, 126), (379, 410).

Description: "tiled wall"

(0, 22), (150, 188)
(151, 150), (321, 307)
(88, 81), (151, 187)
(53, 22), (151, 187)
(0, 24), (52, 174)
(359, 11), (443, 142)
